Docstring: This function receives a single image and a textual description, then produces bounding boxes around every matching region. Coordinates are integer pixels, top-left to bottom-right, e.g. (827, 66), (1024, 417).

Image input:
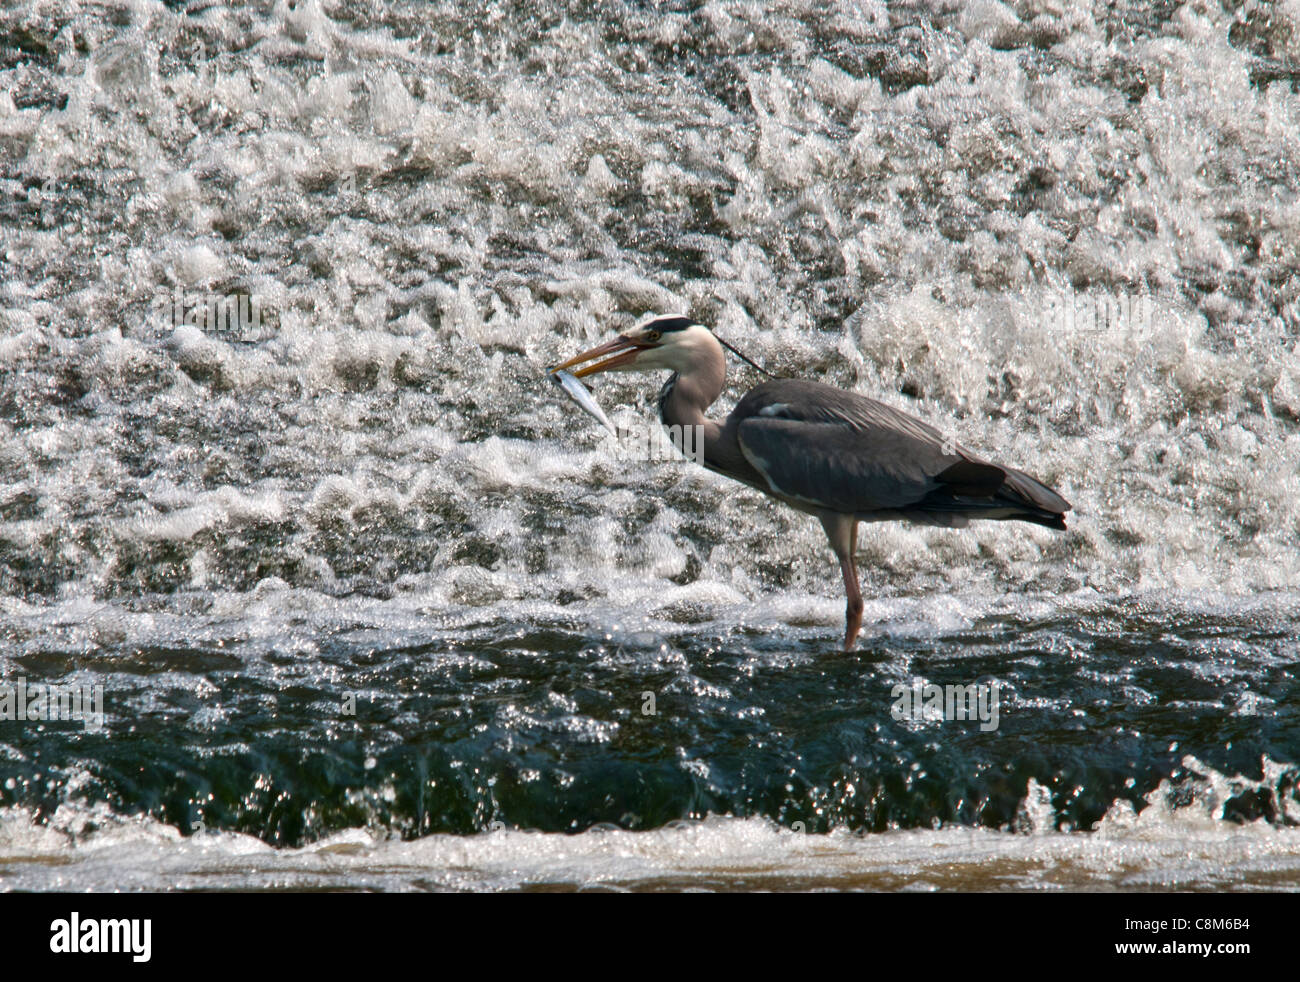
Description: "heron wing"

(732, 380), (1036, 518)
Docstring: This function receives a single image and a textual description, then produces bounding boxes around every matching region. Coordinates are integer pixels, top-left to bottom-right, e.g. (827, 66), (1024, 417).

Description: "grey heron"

(551, 315), (1071, 651)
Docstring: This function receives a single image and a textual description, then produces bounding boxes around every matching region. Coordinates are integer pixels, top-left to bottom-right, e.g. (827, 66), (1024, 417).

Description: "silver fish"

(548, 369), (616, 435)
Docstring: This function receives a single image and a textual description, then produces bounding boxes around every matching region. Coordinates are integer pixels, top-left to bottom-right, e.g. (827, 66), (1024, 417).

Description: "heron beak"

(549, 335), (651, 378)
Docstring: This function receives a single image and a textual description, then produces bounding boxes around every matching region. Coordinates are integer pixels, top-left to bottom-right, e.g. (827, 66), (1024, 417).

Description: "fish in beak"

(548, 334), (655, 378)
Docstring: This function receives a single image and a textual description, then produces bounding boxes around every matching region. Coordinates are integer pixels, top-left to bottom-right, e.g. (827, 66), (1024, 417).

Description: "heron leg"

(821, 515), (863, 652)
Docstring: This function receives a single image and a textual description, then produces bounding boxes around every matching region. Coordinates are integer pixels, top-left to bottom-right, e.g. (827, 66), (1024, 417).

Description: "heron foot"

(842, 598), (864, 652)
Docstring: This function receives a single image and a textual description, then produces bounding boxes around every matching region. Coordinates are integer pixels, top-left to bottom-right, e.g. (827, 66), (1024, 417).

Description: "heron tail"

(915, 460), (1071, 530)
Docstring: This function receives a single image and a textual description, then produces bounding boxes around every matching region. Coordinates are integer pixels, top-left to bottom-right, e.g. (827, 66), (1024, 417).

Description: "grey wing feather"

(737, 418), (937, 512)
(732, 380), (1070, 525)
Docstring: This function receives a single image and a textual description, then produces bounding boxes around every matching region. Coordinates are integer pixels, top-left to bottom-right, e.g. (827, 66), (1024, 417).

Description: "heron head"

(549, 315), (715, 378)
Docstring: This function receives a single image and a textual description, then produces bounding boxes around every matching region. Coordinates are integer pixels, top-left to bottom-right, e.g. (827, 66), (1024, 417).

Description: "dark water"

(3, 594), (1296, 849)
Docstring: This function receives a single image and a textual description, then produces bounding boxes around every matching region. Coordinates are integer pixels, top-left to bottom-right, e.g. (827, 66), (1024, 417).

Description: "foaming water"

(5, 774), (1300, 892)
(1, 1), (1298, 889)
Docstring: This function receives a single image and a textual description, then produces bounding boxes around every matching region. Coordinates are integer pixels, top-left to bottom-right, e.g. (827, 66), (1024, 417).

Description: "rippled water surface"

(1, 0), (1299, 889)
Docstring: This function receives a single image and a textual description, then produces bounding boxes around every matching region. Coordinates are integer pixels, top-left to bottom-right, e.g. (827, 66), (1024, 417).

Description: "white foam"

(3, 761), (1298, 891)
